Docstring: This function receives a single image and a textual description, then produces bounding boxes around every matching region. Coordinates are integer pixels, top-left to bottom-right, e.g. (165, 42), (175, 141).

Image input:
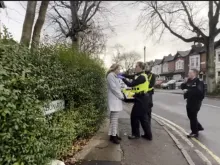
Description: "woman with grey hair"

(106, 64), (124, 144)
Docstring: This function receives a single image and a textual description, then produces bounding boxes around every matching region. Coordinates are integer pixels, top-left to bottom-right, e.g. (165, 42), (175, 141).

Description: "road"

(153, 92), (220, 159)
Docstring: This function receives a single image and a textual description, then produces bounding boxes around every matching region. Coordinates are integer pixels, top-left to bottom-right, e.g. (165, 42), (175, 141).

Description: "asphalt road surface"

(153, 92), (220, 159)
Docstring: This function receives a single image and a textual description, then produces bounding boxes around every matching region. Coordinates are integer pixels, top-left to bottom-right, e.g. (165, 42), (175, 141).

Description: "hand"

(117, 75), (125, 79)
(183, 89), (188, 93)
(118, 73), (123, 76)
(184, 77), (188, 83)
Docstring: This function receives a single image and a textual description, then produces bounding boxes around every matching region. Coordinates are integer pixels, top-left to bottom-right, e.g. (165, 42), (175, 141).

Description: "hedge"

(0, 33), (107, 165)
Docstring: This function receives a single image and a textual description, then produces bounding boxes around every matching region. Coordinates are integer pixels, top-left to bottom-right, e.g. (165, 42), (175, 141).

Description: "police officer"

(181, 69), (205, 138)
(145, 65), (156, 125)
(118, 61), (152, 140)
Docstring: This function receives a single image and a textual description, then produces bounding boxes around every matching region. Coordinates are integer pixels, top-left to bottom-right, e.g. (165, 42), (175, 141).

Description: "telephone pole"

(144, 46), (146, 63)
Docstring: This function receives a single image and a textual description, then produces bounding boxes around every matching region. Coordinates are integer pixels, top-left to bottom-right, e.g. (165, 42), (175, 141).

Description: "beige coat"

(107, 72), (123, 112)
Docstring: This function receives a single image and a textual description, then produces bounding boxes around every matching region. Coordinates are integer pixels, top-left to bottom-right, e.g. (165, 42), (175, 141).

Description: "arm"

(107, 74), (124, 100)
(181, 83), (187, 90)
(122, 73), (136, 79)
(122, 75), (146, 87)
(149, 74), (156, 88)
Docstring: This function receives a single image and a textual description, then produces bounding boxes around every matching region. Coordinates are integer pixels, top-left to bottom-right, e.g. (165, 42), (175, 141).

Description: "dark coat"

(181, 78), (205, 108)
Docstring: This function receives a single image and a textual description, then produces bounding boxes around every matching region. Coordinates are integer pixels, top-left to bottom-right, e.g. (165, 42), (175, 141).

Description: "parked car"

(175, 79), (184, 89)
(155, 79), (166, 88)
(161, 80), (176, 89)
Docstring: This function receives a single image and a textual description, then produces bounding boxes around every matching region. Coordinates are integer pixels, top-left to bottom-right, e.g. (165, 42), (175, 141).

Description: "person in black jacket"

(145, 66), (156, 125)
(181, 69), (205, 138)
(118, 62), (152, 140)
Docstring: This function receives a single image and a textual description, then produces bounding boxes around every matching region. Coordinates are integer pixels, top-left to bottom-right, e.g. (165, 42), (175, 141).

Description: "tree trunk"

(31, 1), (49, 49)
(206, 38), (216, 93)
(20, 1), (37, 47)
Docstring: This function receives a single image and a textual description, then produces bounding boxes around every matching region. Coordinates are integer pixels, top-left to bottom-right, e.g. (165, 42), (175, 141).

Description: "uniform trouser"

(186, 101), (203, 134)
(108, 111), (120, 136)
(148, 93), (153, 125)
(130, 108), (152, 139)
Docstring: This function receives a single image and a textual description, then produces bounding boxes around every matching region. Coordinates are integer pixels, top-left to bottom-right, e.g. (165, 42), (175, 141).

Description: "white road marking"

(153, 113), (220, 164)
(194, 149), (212, 165)
(153, 116), (194, 147)
(178, 102), (220, 109)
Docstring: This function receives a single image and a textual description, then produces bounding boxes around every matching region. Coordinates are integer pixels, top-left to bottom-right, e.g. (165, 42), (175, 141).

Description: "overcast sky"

(1, 1), (195, 68)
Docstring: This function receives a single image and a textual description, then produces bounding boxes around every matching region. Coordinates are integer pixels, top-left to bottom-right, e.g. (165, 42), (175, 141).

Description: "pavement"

(70, 101), (220, 165)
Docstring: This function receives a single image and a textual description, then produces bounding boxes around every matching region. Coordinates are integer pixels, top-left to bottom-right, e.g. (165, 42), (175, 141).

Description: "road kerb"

(153, 116), (195, 165)
(153, 113), (220, 165)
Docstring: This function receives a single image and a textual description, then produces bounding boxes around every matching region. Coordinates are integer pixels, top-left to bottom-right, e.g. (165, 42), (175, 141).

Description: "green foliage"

(0, 30), (107, 164)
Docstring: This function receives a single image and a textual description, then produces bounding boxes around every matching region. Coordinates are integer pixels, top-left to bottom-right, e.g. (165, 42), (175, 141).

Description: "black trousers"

(130, 95), (152, 139)
(186, 101), (203, 134)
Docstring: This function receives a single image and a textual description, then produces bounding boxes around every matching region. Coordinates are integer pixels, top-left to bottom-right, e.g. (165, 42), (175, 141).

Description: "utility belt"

(134, 91), (148, 97)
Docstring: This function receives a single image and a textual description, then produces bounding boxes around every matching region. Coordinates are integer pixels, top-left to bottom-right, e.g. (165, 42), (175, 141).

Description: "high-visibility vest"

(131, 73), (149, 94)
(148, 73), (154, 92)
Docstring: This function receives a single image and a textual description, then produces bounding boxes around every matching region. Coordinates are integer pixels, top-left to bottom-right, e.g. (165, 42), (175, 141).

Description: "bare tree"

(112, 50), (141, 72)
(49, 1), (103, 49)
(138, 1), (220, 93)
(111, 44), (125, 64)
(78, 24), (107, 56)
(20, 1), (37, 46)
(31, 1), (49, 49)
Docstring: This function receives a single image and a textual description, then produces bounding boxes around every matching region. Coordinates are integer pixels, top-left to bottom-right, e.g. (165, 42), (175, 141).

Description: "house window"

(163, 63), (168, 72)
(175, 60), (184, 70)
(191, 58), (195, 67)
(218, 71), (220, 77)
(218, 53), (220, 62)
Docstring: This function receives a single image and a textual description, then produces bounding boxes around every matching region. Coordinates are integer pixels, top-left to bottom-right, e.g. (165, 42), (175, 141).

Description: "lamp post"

(144, 46), (146, 63)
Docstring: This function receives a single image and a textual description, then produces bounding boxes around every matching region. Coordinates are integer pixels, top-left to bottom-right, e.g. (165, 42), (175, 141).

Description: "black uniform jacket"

(181, 78), (204, 107)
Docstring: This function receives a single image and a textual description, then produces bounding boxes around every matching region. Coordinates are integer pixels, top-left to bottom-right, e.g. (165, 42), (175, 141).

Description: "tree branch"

(152, 2), (204, 43)
(87, 2), (102, 23)
(53, 6), (70, 31)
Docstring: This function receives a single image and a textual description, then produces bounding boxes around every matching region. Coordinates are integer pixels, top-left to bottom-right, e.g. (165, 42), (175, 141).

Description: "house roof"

(0, 1), (6, 8)
(176, 50), (190, 57)
(146, 60), (154, 67)
(154, 59), (162, 65)
(163, 54), (174, 62)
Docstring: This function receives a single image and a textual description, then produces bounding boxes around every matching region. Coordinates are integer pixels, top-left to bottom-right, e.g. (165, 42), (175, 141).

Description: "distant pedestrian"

(181, 69), (205, 138)
(106, 64), (124, 144)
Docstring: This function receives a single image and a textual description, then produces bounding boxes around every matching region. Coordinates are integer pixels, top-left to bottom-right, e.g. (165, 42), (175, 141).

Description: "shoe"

(187, 133), (199, 138)
(141, 135), (152, 141)
(111, 136), (120, 144)
(116, 134), (122, 140)
(198, 127), (204, 131)
(128, 135), (140, 140)
(109, 135), (113, 141)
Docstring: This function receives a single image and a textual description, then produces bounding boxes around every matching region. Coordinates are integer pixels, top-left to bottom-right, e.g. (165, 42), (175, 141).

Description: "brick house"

(161, 54), (175, 80)
(172, 50), (190, 80)
(186, 44), (206, 81)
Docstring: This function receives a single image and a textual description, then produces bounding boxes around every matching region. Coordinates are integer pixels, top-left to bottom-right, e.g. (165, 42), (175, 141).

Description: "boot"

(128, 135), (140, 140)
(187, 132), (199, 138)
(116, 134), (122, 140)
(111, 136), (120, 144)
